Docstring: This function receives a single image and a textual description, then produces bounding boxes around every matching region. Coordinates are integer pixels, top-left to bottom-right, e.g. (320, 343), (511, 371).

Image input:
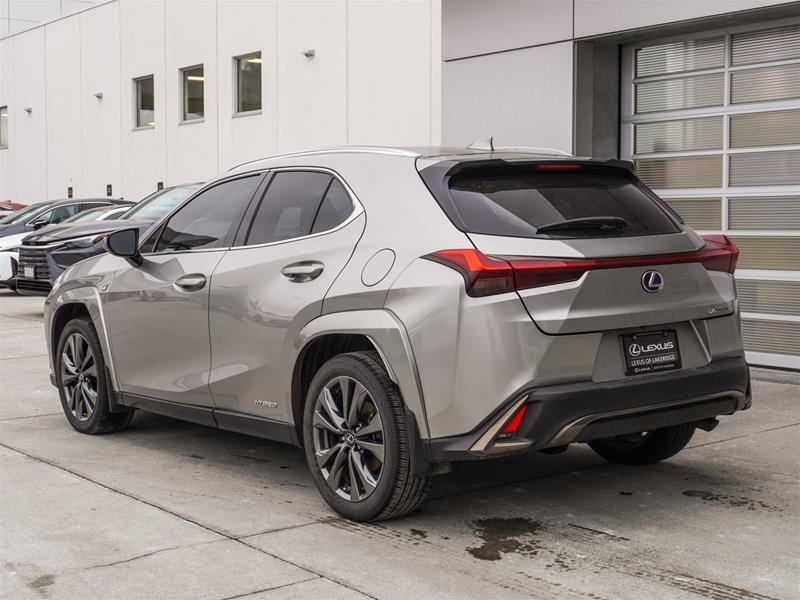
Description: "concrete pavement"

(1, 289), (798, 600)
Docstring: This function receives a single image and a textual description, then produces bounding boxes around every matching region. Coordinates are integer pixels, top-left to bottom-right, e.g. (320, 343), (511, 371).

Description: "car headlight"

(59, 234), (107, 251)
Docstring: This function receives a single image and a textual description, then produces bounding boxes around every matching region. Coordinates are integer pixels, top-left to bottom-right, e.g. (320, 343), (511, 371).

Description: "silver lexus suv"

(43, 147), (750, 521)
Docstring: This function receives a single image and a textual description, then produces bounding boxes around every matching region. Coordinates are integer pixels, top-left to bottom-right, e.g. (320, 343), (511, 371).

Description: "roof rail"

(466, 138), (571, 156)
(228, 146), (420, 171)
(493, 146), (571, 156)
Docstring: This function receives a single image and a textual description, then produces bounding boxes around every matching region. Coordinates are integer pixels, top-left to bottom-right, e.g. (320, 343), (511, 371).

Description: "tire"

(55, 317), (134, 435)
(302, 351), (431, 521)
(588, 424), (695, 465)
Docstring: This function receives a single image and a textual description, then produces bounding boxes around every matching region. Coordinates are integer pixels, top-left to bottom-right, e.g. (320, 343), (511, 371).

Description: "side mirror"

(104, 228), (142, 265)
(28, 219), (48, 230)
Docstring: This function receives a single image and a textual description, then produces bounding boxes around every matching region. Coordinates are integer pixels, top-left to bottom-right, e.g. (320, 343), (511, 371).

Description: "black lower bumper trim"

(429, 357), (750, 462)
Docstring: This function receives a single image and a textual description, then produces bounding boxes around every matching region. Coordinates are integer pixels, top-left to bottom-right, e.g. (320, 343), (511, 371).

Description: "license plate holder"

(23, 266), (35, 279)
(621, 330), (681, 376)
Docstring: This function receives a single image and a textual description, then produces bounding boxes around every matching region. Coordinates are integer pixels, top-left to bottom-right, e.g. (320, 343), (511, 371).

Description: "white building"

(0, 0), (798, 368)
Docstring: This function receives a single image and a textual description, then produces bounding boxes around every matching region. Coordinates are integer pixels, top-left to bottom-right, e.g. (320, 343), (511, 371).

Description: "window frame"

(133, 75), (155, 130)
(0, 105), (8, 148)
(141, 172), (266, 256)
(234, 51), (263, 116)
(180, 64), (205, 123)
(232, 167), (363, 249)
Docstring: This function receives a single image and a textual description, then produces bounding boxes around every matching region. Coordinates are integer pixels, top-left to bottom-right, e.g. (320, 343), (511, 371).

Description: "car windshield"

(99, 207), (129, 220)
(440, 164), (681, 239)
(64, 208), (112, 223)
(0, 203), (43, 225)
(122, 186), (199, 221)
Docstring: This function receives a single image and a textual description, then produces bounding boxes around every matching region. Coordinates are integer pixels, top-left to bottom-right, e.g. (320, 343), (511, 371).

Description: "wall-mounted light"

(246, 57), (262, 64)
(24, 107), (32, 114)
(94, 92), (104, 99)
(186, 76), (204, 82)
(302, 49), (316, 58)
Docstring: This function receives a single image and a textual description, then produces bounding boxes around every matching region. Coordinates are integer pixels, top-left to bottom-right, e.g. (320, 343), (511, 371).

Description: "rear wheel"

(55, 317), (134, 435)
(302, 352), (430, 521)
(588, 424), (695, 465)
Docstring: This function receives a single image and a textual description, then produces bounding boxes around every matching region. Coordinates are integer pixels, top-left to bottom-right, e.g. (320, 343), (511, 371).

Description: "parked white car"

(0, 231), (26, 290)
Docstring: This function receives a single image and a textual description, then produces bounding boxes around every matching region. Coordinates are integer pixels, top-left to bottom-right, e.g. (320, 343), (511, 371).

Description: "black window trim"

(230, 166), (363, 251)
(140, 171), (267, 256)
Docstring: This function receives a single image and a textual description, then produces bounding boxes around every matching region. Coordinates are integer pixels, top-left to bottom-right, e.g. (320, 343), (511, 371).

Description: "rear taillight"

(424, 236), (738, 297)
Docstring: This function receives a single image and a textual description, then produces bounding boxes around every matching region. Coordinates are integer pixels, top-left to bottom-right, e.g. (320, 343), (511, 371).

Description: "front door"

(103, 173), (263, 406)
(209, 171), (365, 422)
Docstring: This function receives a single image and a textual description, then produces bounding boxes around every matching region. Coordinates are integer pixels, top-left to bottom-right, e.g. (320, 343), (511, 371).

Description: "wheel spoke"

(62, 354), (78, 375)
(348, 451), (359, 500)
(82, 383), (96, 412)
(347, 381), (368, 428)
(61, 374), (78, 387)
(326, 445), (348, 490)
(72, 384), (82, 416)
(81, 348), (94, 372)
(319, 388), (345, 430)
(357, 440), (384, 463)
(79, 386), (93, 415)
(355, 410), (383, 438)
(336, 377), (353, 427)
(313, 408), (342, 435)
(316, 442), (344, 469)
(350, 449), (378, 497)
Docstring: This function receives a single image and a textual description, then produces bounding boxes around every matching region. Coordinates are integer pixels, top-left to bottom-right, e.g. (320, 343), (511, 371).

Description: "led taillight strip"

(424, 235), (738, 297)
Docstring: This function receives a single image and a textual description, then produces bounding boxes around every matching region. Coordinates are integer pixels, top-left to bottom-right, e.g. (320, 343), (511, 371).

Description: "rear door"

(208, 170), (365, 424)
(426, 161), (736, 335)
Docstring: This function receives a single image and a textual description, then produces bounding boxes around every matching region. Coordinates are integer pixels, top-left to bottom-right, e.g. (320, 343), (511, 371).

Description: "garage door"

(622, 21), (800, 370)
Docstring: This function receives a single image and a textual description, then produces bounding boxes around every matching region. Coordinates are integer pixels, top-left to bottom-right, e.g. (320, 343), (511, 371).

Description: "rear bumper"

(429, 357), (750, 462)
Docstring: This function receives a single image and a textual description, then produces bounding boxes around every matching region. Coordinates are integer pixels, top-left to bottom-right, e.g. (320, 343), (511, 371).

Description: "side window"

(155, 176), (259, 252)
(44, 204), (81, 224)
(311, 179), (353, 233)
(246, 171), (332, 245)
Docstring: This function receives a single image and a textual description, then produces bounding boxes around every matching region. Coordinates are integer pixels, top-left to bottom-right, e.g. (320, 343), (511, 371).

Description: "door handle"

(174, 273), (207, 291)
(281, 261), (324, 282)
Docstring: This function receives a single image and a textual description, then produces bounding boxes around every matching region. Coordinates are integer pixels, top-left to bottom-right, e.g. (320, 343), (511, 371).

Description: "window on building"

(134, 76), (155, 128)
(236, 52), (262, 113)
(181, 65), (204, 121)
(0, 105), (8, 148)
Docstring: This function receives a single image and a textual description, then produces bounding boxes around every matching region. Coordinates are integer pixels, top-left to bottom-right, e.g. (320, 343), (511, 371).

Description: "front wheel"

(55, 317), (134, 435)
(302, 352), (430, 521)
(588, 424), (695, 465)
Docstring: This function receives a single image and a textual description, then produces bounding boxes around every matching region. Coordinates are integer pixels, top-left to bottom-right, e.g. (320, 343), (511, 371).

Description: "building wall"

(0, 0), (442, 203)
(441, 0), (797, 150)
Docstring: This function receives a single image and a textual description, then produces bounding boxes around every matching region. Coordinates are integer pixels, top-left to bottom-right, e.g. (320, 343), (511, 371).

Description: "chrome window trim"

(227, 165), (365, 252)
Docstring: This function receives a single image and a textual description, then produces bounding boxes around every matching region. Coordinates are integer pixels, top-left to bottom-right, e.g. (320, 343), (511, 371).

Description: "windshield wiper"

(536, 216), (629, 234)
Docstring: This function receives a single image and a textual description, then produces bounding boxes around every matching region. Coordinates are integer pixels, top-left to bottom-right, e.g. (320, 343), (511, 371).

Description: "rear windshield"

(427, 163), (681, 239)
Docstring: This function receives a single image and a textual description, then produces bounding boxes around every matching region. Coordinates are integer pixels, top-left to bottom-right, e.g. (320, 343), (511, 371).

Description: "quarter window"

(134, 76), (155, 128)
(0, 105), (7, 148)
(311, 180), (353, 233)
(181, 65), (204, 121)
(155, 176), (259, 253)
(246, 171), (332, 245)
(236, 52), (262, 113)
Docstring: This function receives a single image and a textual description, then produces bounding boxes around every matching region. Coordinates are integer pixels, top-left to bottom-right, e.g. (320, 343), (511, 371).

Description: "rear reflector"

(424, 235), (738, 297)
(500, 404), (528, 437)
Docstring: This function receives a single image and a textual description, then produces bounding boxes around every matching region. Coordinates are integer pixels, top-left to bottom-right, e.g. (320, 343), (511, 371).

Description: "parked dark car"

(0, 198), (127, 239)
(17, 185), (201, 295)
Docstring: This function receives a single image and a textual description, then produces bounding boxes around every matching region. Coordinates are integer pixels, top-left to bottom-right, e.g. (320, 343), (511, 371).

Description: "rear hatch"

(418, 157), (738, 336)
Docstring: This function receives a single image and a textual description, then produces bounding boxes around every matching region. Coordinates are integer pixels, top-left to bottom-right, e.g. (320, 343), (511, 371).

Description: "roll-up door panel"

(731, 24), (800, 66)
(635, 73), (723, 113)
(635, 117), (722, 153)
(665, 198), (722, 229)
(737, 279), (800, 316)
(729, 197), (800, 230)
(729, 110), (800, 148)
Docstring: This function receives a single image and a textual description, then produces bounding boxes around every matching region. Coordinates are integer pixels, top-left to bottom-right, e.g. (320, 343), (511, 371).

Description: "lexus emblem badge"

(641, 271), (664, 293)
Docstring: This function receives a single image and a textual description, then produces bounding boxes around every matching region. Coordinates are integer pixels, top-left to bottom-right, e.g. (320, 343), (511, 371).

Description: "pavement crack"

(567, 523), (629, 542)
(84, 543), (189, 570)
(687, 422), (800, 450)
(217, 576), (321, 600)
(0, 413), (62, 422)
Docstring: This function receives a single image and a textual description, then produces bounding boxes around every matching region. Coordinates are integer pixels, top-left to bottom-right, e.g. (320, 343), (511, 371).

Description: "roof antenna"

(468, 137), (494, 152)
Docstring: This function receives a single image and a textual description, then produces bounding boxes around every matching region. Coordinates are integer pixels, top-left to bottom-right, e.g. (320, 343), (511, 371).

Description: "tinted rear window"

(428, 163), (680, 239)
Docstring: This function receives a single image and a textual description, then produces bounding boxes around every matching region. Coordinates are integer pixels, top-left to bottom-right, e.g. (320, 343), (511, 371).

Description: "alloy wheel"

(312, 376), (385, 501)
(61, 332), (98, 422)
